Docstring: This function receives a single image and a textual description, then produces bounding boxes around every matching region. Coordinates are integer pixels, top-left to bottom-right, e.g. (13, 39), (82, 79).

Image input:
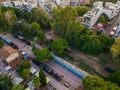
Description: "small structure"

(12, 77), (23, 85)
(30, 67), (37, 74)
(4, 65), (12, 71)
(28, 81), (35, 90)
(0, 46), (21, 67)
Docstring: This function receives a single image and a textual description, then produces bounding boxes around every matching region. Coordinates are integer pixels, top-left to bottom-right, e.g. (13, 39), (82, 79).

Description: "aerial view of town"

(0, 0), (120, 90)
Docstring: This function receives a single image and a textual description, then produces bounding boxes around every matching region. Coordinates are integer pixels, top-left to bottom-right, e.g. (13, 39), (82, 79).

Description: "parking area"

(3, 34), (69, 90)
(4, 34), (34, 57)
(47, 62), (82, 90)
(2, 34), (84, 90)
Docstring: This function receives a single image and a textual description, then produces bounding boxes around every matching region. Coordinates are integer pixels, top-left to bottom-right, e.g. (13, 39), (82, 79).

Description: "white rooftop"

(30, 67), (37, 74)
(4, 66), (12, 71)
(12, 77), (24, 85)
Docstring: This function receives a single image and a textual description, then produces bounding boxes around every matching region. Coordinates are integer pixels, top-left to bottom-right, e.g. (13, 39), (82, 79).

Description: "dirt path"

(69, 48), (109, 77)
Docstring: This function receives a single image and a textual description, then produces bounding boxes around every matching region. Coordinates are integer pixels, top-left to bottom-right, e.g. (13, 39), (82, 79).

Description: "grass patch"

(79, 61), (95, 74)
(62, 54), (74, 62)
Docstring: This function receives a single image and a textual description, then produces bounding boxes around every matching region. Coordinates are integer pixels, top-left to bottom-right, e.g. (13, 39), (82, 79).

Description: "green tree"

(4, 9), (17, 25)
(10, 20), (29, 37)
(0, 39), (4, 48)
(0, 74), (13, 90)
(21, 69), (31, 79)
(30, 8), (50, 29)
(34, 48), (53, 62)
(29, 22), (41, 38)
(39, 67), (46, 87)
(32, 77), (41, 90)
(35, 31), (45, 44)
(81, 35), (102, 54)
(0, 13), (8, 32)
(108, 71), (120, 86)
(98, 13), (110, 23)
(17, 60), (31, 74)
(75, 6), (89, 16)
(51, 6), (78, 37)
(83, 76), (105, 90)
(110, 37), (120, 62)
(98, 34), (114, 52)
(83, 75), (120, 90)
(11, 84), (24, 90)
(50, 38), (68, 55)
(65, 21), (92, 49)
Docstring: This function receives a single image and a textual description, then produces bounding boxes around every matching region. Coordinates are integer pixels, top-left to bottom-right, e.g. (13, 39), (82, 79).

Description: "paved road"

(105, 12), (120, 35)
(47, 61), (83, 89)
(3, 34), (84, 90)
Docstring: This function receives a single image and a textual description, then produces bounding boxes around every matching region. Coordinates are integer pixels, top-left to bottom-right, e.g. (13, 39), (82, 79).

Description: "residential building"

(0, 46), (21, 67)
(82, 1), (120, 28)
(82, 1), (103, 28)
(70, 0), (90, 6)
(114, 23), (120, 38)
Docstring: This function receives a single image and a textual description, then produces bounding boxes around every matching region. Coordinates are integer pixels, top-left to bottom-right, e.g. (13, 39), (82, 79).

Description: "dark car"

(44, 65), (53, 75)
(22, 38), (31, 45)
(52, 73), (62, 81)
(18, 36), (31, 46)
(9, 42), (18, 49)
(32, 59), (46, 68)
(104, 66), (116, 73)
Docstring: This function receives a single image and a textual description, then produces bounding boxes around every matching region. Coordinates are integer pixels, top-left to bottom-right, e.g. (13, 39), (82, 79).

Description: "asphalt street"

(3, 34), (84, 90)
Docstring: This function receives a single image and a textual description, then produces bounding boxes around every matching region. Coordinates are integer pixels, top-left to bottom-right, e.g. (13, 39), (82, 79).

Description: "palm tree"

(32, 77), (41, 90)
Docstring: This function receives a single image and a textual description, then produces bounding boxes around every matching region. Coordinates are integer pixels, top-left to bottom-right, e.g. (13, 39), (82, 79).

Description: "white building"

(82, 1), (103, 28)
(114, 23), (120, 38)
(41, 0), (70, 13)
(82, 1), (120, 28)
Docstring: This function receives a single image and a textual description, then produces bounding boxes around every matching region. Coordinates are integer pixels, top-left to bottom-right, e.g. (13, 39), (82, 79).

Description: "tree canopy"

(11, 84), (24, 90)
(51, 6), (78, 37)
(108, 71), (120, 87)
(0, 74), (13, 90)
(110, 37), (120, 63)
(30, 8), (51, 29)
(32, 77), (41, 89)
(39, 67), (46, 87)
(75, 6), (89, 16)
(83, 75), (120, 90)
(98, 13), (110, 23)
(50, 38), (68, 55)
(16, 61), (31, 79)
(34, 48), (53, 62)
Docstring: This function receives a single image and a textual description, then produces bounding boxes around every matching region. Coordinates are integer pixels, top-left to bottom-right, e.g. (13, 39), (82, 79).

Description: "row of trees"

(51, 6), (114, 54)
(83, 75), (120, 90)
(10, 21), (45, 43)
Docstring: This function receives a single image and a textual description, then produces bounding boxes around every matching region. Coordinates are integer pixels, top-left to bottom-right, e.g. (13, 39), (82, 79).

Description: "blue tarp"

(52, 54), (85, 78)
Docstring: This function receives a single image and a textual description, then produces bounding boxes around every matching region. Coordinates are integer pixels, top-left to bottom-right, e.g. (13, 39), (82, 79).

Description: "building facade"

(82, 1), (120, 28)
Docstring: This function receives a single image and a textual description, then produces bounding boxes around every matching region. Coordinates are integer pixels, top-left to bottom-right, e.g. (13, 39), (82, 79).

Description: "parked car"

(104, 66), (116, 73)
(44, 65), (53, 75)
(109, 30), (115, 37)
(32, 59), (53, 75)
(32, 59), (45, 67)
(52, 73), (62, 81)
(9, 42), (18, 49)
(18, 36), (31, 46)
(47, 84), (54, 90)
